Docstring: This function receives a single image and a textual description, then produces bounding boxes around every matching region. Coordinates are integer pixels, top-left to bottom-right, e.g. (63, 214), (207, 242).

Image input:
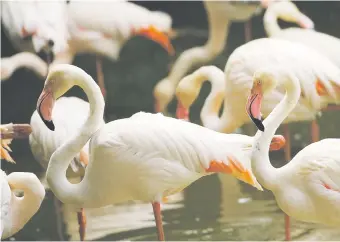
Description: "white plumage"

(1, 52), (47, 81)
(153, 0), (265, 114)
(176, 38), (340, 133)
(30, 96), (105, 182)
(0, 170), (45, 239)
(264, 1), (340, 68)
(1, 1), (69, 55)
(34, 64), (285, 240)
(246, 67), (340, 228)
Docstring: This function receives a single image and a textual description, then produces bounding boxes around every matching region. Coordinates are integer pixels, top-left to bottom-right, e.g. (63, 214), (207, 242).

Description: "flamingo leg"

(244, 20), (252, 42)
(152, 202), (165, 241)
(77, 207), (86, 241)
(311, 119), (319, 143)
(53, 195), (65, 240)
(96, 55), (106, 99)
(283, 124), (291, 241)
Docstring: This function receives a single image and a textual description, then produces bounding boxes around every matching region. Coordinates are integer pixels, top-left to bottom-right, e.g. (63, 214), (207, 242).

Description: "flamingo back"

(225, 38), (340, 123)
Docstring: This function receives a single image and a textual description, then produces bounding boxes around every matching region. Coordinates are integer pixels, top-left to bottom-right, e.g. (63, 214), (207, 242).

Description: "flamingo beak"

(176, 101), (189, 121)
(37, 85), (55, 131)
(297, 15), (315, 29)
(246, 82), (264, 131)
(133, 25), (175, 56)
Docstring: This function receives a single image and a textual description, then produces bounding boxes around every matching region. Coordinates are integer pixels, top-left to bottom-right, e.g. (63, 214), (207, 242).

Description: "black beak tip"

(250, 116), (265, 132)
(43, 120), (55, 131)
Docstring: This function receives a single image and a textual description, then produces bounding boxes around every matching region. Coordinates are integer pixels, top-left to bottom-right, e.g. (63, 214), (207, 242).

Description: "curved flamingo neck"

(8, 173), (45, 235)
(251, 72), (301, 190)
(263, 7), (281, 36)
(46, 69), (105, 205)
(165, 7), (231, 94)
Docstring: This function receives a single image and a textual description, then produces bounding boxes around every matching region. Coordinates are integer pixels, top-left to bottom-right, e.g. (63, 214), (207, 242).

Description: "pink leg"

(96, 56), (106, 99)
(152, 202), (165, 241)
(244, 20), (252, 42)
(53, 196), (65, 240)
(77, 208), (86, 241)
(311, 119), (319, 143)
(283, 124), (291, 241)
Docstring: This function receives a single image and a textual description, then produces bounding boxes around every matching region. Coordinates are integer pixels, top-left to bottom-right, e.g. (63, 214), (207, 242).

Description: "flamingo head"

(267, 1), (314, 29)
(246, 70), (278, 132)
(36, 64), (76, 131)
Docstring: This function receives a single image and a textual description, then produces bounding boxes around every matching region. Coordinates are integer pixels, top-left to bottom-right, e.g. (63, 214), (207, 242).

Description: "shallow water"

(2, 149), (340, 241)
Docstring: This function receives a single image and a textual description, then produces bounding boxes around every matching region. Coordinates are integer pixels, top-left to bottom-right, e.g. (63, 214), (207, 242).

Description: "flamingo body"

(30, 96), (104, 179)
(176, 38), (340, 133)
(1, 1), (68, 55)
(264, 1), (340, 68)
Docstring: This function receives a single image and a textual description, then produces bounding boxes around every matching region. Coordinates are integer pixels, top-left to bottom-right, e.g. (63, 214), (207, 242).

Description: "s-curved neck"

(263, 7), (281, 36)
(166, 4), (230, 89)
(46, 70), (105, 205)
(8, 173), (45, 235)
(251, 72), (301, 190)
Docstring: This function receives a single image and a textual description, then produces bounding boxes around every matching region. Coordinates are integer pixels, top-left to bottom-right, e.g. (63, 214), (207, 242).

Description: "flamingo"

(1, 52), (48, 81)
(245, 66), (340, 240)
(0, 124), (45, 240)
(175, 38), (340, 240)
(263, 0), (340, 114)
(35, 64), (286, 241)
(29, 96), (105, 241)
(1, 1), (69, 59)
(51, 0), (175, 98)
(0, 170), (45, 240)
(153, 0), (277, 114)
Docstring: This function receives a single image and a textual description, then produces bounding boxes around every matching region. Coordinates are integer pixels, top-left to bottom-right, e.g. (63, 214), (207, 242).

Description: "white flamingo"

(245, 66), (340, 239)
(35, 64), (286, 241)
(52, 0), (175, 98)
(30, 96), (105, 241)
(0, 170), (45, 239)
(264, 1), (340, 69)
(264, 0), (340, 116)
(175, 38), (340, 240)
(153, 0), (274, 114)
(175, 39), (340, 136)
(1, 52), (47, 81)
(1, 1), (69, 57)
(0, 124), (45, 240)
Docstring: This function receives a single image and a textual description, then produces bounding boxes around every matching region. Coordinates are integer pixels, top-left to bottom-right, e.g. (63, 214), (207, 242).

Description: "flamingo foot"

(77, 208), (86, 241)
(152, 202), (165, 241)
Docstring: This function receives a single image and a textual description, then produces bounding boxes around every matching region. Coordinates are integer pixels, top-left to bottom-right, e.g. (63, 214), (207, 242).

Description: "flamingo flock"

(1, 1), (339, 242)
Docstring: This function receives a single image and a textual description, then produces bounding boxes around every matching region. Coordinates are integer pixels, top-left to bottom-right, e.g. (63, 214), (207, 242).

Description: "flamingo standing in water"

(52, 0), (175, 98)
(0, 124), (45, 240)
(175, 38), (340, 241)
(1, 52), (47, 81)
(263, 0), (340, 115)
(246, 67), (340, 239)
(30, 96), (105, 241)
(153, 0), (289, 115)
(35, 64), (286, 241)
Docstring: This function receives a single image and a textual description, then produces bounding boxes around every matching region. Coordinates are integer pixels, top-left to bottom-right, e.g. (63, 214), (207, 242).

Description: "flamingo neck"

(8, 173), (45, 236)
(251, 73), (301, 190)
(46, 71), (105, 205)
(263, 7), (281, 36)
(166, 9), (230, 92)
